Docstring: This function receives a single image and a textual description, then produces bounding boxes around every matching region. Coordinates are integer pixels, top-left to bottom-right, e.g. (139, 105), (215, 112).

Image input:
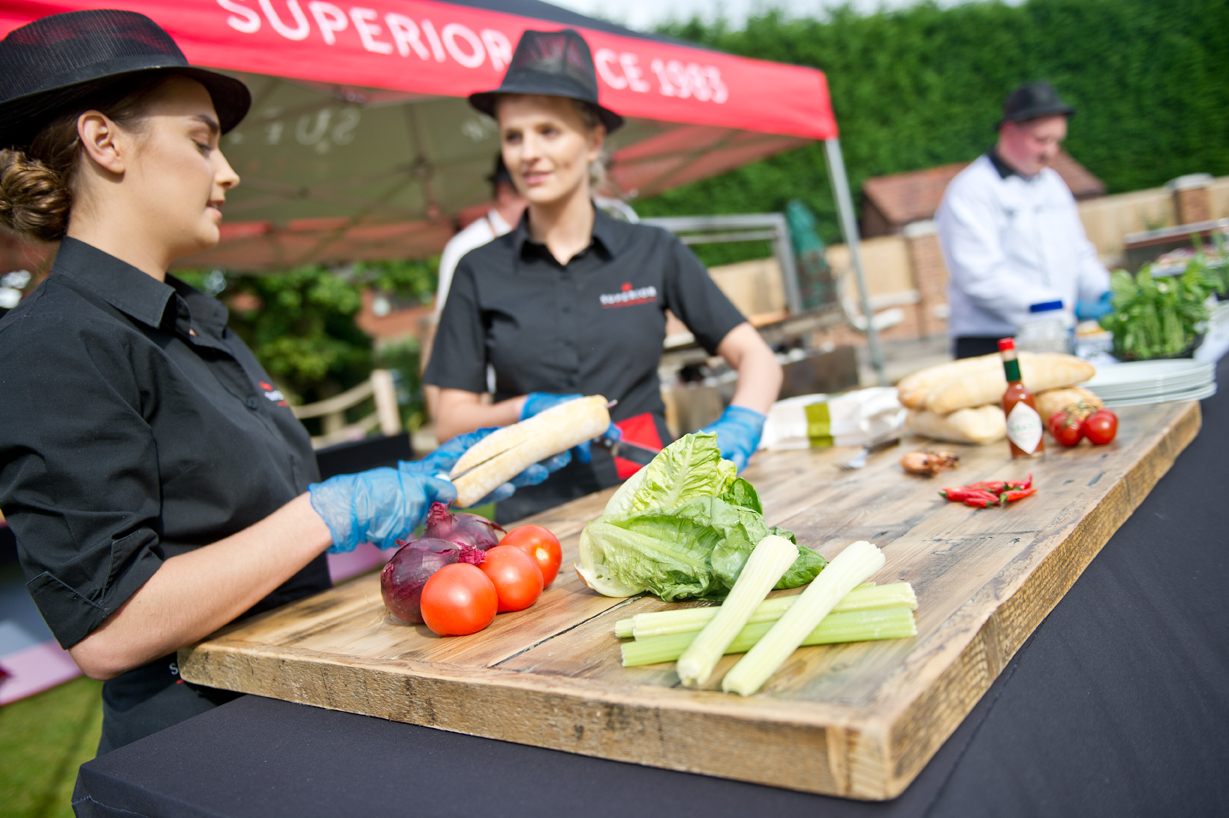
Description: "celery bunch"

(616, 540), (917, 693)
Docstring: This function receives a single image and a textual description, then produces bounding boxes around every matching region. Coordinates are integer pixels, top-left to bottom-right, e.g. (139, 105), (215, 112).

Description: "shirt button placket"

(246, 396), (260, 410)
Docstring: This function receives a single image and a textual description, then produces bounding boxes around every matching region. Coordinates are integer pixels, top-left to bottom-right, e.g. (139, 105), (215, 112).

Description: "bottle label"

(1006, 402), (1043, 454)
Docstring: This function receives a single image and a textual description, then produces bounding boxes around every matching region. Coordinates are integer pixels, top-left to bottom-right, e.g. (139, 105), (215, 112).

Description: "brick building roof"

(861, 150), (1106, 236)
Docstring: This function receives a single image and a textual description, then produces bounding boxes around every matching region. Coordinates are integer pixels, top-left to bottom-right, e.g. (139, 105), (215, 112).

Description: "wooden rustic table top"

(180, 399), (1200, 800)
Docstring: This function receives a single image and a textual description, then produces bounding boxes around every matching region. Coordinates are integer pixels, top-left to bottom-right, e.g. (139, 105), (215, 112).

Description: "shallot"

(422, 502), (505, 551)
(900, 450), (960, 476)
(380, 538), (484, 624)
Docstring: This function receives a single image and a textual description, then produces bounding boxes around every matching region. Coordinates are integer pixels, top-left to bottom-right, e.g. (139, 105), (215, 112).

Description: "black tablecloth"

(73, 356), (1229, 818)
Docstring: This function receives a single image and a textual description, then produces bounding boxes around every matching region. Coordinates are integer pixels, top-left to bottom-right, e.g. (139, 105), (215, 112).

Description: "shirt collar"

(987, 147), (1018, 180)
(50, 237), (229, 333)
(511, 204), (619, 264)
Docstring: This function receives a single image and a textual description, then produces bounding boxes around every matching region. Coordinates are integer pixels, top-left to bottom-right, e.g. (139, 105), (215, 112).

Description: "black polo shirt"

(424, 208), (745, 522)
(0, 238), (330, 750)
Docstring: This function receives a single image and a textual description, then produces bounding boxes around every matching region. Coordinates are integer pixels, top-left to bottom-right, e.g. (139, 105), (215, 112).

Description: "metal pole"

(823, 137), (887, 386)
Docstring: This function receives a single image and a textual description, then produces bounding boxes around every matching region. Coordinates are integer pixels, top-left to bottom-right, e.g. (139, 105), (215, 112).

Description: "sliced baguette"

(450, 395), (610, 507)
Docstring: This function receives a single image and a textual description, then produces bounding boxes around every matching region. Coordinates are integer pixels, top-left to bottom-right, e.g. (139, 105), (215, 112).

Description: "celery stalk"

(676, 534), (799, 688)
(722, 540), (885, 696)
(615, 582), (916, 639)
(621, 607), (916, 667)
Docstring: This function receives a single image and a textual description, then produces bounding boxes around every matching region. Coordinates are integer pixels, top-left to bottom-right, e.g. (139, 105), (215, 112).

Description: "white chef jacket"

(434, 208), (513, 319)
(935, 153), (1109, 340)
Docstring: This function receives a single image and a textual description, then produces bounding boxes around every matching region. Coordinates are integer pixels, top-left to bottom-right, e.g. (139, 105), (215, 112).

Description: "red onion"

(380, 537), (484, 624)
(422, 502), (505, 551)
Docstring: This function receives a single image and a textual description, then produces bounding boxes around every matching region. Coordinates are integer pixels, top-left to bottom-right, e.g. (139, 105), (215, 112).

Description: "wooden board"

(179, 400), (1201, 800)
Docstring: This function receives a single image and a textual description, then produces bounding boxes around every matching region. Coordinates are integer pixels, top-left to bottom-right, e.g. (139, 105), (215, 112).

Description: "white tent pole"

(823, 137), (887, 386)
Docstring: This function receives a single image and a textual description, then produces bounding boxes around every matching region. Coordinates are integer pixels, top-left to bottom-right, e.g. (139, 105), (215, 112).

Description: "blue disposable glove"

(519, 393), (620, 465)
(399, 427), (572, 507)
(1076, 291), (1113, 321)
(308, 468), (456, 553)
(700, 405), (767, 472)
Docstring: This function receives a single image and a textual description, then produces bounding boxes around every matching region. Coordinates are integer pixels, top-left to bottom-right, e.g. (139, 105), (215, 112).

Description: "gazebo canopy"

(1, 0), (838, 271)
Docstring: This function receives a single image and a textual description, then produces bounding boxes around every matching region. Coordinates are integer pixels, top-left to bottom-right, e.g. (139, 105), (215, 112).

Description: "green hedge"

(637, 0), (1229, 259)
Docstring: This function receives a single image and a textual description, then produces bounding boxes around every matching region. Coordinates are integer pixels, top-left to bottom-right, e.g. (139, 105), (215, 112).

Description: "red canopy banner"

(0, 0), (837, 140)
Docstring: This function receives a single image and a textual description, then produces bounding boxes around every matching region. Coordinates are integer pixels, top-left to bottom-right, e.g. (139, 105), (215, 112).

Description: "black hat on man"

(998, 81), (1075, 129)
(0, 9), (251, 151)
(469, 29), (623, 133)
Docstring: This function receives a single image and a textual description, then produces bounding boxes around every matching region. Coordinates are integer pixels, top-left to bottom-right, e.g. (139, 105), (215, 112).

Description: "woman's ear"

(588, 123), (606, 161)
(77, 112), (127, 175)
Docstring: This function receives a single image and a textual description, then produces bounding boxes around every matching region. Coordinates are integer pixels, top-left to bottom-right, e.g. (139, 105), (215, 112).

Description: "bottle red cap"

(997, 338), (1016, 352)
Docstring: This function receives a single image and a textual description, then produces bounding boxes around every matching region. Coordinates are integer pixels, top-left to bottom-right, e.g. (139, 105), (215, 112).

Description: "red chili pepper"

(1002, 487), (1038, 503)
(964, 495), (998, 508)
(1005, 474), (1033, 491)
(940, 487), (976, 501)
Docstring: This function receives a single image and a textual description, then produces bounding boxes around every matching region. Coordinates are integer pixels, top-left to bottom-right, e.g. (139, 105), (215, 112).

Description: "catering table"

(72, 355), (1229, 818)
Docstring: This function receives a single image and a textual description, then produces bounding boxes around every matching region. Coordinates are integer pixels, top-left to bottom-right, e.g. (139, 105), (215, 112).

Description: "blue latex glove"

(399, 427), (572, 507)
(308, 468), (456, 553)
(700, 405), (767, 472)
(519, 393), (620, 465)
(1076, 291), (1113, 321)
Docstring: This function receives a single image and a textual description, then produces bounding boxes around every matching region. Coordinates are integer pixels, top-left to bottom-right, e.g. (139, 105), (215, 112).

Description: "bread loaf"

(905, 405), (1006, 445)
(897, 353), (1095, 415)
(1035, 386), (1103, 423)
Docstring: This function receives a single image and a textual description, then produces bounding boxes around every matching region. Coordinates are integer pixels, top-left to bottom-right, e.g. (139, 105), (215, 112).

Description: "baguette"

(924, 353), (1095, 415)
(906, 405), (1006, 445)
(1035, 386), (1103, 423)
(449, 395), (610, 508)
(896, 355), (1000, 409)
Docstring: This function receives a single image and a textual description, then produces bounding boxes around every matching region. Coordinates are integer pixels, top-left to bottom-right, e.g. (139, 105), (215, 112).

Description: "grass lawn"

(0, 677), (104, 818)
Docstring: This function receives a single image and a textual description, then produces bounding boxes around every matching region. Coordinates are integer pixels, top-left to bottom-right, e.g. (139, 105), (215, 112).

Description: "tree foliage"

(639, 0), (1229, 261)
(177, 259), (437, 426)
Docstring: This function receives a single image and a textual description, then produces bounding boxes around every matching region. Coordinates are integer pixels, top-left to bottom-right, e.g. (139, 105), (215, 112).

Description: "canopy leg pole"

(823, 137), (887, 386)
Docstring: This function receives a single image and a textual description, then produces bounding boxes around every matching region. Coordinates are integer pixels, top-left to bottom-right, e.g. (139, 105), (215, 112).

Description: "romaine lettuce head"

(605, 433), (736, 517)
(577, 496), (826, 601)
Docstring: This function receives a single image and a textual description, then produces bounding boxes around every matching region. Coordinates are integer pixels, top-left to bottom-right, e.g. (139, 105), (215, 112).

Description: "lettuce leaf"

(578, 434), (826, 600)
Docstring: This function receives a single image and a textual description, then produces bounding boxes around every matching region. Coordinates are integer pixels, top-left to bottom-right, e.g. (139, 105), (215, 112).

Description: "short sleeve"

(661, 236), (747, 355)
(423, 256), (489, 393)
(0, 313), (165, 648)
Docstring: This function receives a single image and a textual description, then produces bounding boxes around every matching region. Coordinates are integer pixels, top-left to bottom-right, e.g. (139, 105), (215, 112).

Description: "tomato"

(500, 525), (563, 587)
(1083, 409), (1118, 446)
(420, 563), (497, 636)
(478, 546), (543, 612)
(1047, 410), (1084, 447)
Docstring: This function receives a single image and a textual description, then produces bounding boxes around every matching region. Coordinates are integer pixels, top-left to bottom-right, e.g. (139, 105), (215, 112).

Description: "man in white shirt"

(434, 155), (527, 319)
(935, 82), (1110, 359)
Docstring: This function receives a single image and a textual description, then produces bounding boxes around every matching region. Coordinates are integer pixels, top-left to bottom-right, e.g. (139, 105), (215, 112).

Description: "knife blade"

(593, 435), (660, 466)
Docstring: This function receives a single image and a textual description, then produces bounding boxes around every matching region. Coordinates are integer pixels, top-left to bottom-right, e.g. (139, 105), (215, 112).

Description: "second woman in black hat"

(426, 29), (783, 524)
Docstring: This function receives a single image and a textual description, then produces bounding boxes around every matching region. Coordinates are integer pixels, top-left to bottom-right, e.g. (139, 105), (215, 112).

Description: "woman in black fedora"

(425, 29), (783, 525)
(0, 9), (554, 753)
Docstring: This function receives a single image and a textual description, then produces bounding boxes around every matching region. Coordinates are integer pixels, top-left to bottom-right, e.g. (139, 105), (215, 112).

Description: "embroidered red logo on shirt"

(600, 284), (657, 308)
(259, 381), (289, 407)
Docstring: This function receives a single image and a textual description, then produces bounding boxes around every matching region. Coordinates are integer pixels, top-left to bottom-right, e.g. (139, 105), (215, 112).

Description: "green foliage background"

(177, 260), (438, 432)
(637, 0), (1229, 265)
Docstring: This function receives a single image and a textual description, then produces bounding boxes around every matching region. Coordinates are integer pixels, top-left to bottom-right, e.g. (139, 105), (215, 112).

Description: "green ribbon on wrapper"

(804, 402), (834, 448)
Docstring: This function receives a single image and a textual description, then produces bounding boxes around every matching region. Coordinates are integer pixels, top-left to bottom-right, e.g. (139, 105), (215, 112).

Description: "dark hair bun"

(0, 148), (70, 242)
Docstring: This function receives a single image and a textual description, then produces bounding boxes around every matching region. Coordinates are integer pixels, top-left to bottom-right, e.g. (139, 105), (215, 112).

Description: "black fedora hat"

(469, 29), (623, 133)
(998, 81), (1075, 128)
(0, 9), (251, 151)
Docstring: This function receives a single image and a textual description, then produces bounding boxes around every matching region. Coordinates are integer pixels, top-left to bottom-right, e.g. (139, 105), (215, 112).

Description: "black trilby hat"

(998, 81), (1075, 128)
(0, 9), (251, 151)
(469, 29), (623, 133)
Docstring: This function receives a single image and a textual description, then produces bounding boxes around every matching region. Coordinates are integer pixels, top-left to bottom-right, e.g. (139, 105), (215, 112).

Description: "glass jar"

(1016, 300), (1074, 354)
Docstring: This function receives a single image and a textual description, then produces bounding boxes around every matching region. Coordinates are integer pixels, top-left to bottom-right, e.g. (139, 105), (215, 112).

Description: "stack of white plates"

(1083, 360), (1217, 408)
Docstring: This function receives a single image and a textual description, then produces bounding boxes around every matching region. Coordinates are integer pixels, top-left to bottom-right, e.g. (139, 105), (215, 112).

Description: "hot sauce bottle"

(999, 338), (1044, 459)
